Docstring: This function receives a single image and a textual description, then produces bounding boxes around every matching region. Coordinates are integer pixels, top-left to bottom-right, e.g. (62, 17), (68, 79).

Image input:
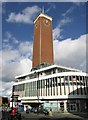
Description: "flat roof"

(34, 13), (52, 23)
(15, 64), (82, 79)
(14, 71), (87, 86)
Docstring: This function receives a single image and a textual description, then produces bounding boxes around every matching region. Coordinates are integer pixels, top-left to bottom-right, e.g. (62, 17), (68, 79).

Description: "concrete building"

(11, 12), (88, 112)
(0, 96), (9, 107)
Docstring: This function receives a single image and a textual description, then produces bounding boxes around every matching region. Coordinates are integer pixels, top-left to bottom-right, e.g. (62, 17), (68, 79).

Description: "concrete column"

(64, 101), (67, 112)
(57, 101), (60, 111)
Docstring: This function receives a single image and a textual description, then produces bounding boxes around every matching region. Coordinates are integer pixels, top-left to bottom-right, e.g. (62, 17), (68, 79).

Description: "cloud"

(3, 32), (19, 45)
(20, 58), (32, 74)
(5, 31), (12, 39)
(53, 17), (72, 40)
(53, 4), (86, 71)
(18, 41), (33, 58)
(53, 27), (61, 40)
(2, 49), (20, 62)
(1, 81), (14, 97)
(59, 17), (72, 28)
(53, 6), (74, 40)
(1, 33), (33, 97)
(59, 6), (74, 28)
(1, 49), (32, 84)
(6, 6), (41, 24)
(53, 34), (87, 72)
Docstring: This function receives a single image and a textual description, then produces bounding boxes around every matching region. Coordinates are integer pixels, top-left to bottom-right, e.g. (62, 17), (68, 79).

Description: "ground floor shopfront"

(21, 98), (88, 113)
(41, 99), (88, 112)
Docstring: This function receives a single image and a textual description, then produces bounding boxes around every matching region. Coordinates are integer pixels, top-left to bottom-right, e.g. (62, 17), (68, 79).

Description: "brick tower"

(32, 13), (54, 68)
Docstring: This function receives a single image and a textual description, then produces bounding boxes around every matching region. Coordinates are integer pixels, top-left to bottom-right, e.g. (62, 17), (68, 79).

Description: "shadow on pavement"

(72, 112), (88, 119)
(38, 117), (84, 120)
(67, 86), (88, 119)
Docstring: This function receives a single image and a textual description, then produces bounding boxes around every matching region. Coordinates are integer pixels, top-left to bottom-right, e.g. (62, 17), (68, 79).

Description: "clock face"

(35, 23), (37, 28)
(43, 19), (50, 26)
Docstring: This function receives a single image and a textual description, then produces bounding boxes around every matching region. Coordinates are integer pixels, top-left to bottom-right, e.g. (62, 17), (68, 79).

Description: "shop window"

(70, 104), (77, 112)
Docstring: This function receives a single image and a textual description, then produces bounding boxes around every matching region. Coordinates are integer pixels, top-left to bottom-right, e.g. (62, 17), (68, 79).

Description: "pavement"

(21, 112), (88, 120)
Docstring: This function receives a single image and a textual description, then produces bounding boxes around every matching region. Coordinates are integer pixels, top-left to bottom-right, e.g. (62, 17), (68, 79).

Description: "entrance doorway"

(60, 102), (64, 111)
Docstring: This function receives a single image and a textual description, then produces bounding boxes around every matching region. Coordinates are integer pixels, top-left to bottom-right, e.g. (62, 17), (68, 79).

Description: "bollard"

(48, 110), (52, 116)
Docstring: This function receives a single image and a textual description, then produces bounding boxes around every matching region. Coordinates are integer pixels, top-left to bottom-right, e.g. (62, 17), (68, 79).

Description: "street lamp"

(37, 72), (39, 113)
(11, 86), (19, 111)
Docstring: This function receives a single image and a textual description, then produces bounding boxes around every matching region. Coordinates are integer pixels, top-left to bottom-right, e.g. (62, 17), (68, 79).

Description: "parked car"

(37, 108), (49, 115)
(30, 107), (49, 115)
(42, 109), (49, 115)
(30, 107), (37, 113)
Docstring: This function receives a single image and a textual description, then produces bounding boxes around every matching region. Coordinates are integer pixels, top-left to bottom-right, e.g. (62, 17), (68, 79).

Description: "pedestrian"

(26, 106), (29, 113)
(11, 105), (17, 120)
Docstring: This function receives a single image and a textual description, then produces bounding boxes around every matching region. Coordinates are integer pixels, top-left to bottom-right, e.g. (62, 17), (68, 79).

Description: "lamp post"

(12, 87), (14, 111)
(34, 71), (39, 113)
(11, 86), (19, 111)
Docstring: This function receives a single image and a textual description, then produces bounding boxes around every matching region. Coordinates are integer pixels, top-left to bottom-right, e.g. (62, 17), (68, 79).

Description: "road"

(1, 111), (88, 120)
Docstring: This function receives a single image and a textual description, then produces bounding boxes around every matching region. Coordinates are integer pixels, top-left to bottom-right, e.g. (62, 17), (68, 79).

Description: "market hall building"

(11, 12), (88, 112)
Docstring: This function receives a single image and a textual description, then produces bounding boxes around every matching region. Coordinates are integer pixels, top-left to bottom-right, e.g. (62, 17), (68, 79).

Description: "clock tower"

(32, 13), (54, 68)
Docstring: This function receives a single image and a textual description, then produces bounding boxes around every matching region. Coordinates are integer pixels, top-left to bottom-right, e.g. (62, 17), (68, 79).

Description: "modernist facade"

(11, 13), (88, 112)
(13, 64), (88, 112)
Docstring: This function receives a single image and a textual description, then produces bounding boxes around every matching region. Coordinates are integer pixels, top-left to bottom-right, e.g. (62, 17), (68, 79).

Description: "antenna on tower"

(42, 6), (44, 14)
(41, 0), (45, 14)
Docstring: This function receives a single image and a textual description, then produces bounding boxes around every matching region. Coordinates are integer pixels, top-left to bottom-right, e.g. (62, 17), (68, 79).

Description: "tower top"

(34, 13), (52, 23)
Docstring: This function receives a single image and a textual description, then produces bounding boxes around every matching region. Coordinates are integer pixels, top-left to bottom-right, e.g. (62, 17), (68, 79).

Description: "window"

(76, 76), (79, 81)
(80, 76), (82, 81)
(65, 76), (68, 81)
(55, 77), (58, 86)
(65, 82), (69, 85)
(61, 83), (64, 86)
(69, 104), (77, 112)
(42, 80), (45, 88)
(37, 81), (40, 89)
(69, 76), (71, 81)
(58, 83), (61, 86)
(69, 82), (73, 85)
(53, 69), (56, 73)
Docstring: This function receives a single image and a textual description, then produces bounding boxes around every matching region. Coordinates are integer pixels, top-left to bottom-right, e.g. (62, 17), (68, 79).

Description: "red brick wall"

(32, 16), (54, 68)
